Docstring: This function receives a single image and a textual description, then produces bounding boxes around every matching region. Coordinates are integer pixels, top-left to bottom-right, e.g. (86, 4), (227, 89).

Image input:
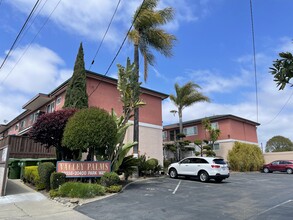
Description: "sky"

(1, 0), (293, 149)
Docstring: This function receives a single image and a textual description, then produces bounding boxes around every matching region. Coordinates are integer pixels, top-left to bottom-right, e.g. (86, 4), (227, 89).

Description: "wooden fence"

(0, 135), (55, 158)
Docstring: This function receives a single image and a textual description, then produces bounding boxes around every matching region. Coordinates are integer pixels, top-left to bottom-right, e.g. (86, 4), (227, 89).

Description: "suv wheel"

(286, 168), (293, 174)
(169, 168), (178, 179)
(199, 171), (209, 182)
(263, 167), (270, 173)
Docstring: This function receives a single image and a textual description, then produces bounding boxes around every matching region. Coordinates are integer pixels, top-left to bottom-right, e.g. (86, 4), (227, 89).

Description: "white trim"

(216, 139), (259, 145)
(18, 126), (32, 135)
(128, 120), (162, 130)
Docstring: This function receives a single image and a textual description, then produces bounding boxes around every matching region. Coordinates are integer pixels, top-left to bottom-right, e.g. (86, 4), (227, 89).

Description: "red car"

(263, 160), (293, 174)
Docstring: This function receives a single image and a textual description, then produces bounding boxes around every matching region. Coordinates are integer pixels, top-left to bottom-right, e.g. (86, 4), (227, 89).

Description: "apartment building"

(163, 114), (260, 160)
(0, 71), (168, 164)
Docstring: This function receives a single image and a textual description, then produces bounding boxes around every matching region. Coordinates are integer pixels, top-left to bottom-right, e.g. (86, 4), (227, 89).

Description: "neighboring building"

(163, 114), (260, 160)
(0, 71), (168, 164)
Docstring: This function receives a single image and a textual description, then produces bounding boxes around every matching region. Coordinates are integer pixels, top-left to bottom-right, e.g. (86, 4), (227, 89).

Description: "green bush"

(163, 159), (171, 169)
(50, 172), (66, 190)
(58, 182), (105, 198)
(23, 166), (45, 190)
(38, 162), (56, 191)
(49, 189), (60, 198)
(228, 142), (264, 172)
(100, 172), (120, 187)
(138, 156), (161, 176)
(146, 158), (161, 173)
(23, 166), (38, 183)
(106, 184), (122, 193)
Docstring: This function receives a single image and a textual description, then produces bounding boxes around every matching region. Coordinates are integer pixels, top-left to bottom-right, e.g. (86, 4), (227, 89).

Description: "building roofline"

(85, 70), (169, 99)
(163, 114), (260, 129)
(1, 69), (169, 133)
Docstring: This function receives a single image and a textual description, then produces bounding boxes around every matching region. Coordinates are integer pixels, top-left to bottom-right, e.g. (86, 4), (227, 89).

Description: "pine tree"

(64, 43), (88, 109)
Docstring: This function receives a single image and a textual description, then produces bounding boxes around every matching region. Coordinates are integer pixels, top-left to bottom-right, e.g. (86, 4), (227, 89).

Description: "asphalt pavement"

(75, 173), (293, 220)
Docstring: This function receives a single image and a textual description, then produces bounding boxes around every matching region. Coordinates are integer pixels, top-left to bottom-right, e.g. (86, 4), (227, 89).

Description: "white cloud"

(7, 0), (204, 45)
(0, 44), (70, 93)
(187, 68), (251, 94)
(0, 44), (71, 122)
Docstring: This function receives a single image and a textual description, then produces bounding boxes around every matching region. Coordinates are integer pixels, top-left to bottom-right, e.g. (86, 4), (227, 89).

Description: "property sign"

(57, 161), (111, 178)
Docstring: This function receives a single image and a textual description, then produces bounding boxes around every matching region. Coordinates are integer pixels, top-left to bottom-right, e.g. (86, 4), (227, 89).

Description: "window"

(56, 96), (61, 105)
(47, 102), (55, 113)
(30, 112), (39, 123)
(211, 122), (219, 129)
(162, 131), (167, 140)
(213, 143), (220, 150)
(194, 158), (208, 164)
(170, 130), (175, 141)
(20, 120), (26, 129)
(181, 158), (191, 164)
(183, 126), (198, 136)
(15, 124), (19, 131)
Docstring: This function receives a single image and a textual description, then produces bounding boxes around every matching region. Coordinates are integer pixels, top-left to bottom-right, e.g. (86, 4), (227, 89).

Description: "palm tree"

(169, 82), (210, 135)
(128, 0), (176, 154)
(270, 52), (293, 90)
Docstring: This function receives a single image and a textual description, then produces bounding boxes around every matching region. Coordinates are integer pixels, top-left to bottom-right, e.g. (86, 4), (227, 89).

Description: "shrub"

(23, 166), (38, 184)
(38, 162), (56, 191)
(23, 166), (45, 190)
(50, 172), (66, 190)
(100, 172), (120, 187)
(163, 159), (171, 169)
(228, 142), (264, 172)
(106, 185), (122, 193)
(49, 189), (60, 198)
(138, 156), (161, 176)
(146, 158), (161, 174)
(58, 182), (106, 198)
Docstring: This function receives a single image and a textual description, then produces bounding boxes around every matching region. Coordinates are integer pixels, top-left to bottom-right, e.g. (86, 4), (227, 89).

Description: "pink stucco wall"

(164, 118), (258, 143)
(7, 75), (164, 136)
(222, 119), (258, 142)
(87, 77), (163, 126)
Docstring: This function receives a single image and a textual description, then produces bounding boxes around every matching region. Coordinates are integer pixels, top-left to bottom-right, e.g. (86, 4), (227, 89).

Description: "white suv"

(168, 156), (230, 183)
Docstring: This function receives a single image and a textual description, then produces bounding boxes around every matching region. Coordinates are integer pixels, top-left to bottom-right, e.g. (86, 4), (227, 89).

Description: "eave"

(22, 93), (51, 110)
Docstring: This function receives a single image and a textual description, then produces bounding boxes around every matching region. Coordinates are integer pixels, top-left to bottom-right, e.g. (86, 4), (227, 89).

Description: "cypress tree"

(64, 43), (88, 109)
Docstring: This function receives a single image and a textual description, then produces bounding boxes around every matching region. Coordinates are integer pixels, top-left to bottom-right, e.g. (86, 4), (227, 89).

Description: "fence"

(0, 135), (55, 158)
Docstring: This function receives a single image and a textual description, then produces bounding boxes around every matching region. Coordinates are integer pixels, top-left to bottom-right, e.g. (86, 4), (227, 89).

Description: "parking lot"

(76, 172), (293, 220)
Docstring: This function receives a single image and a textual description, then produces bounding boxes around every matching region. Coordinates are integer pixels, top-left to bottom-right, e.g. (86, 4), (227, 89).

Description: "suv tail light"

(211, 165), (220, 168)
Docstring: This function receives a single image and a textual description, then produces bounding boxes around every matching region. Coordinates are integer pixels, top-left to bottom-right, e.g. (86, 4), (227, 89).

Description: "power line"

(250, 0), (259, 123)
(13, 0), (48, 51)
(88, 0), (146, 98)
(89, 0), (122, 70)
(0, 0), (41, 70)
(0, 0), (62, 85)
(262, 90), (293, 125)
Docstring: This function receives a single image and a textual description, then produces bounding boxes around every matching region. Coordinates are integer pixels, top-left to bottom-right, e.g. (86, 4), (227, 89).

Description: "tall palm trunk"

(178, 108), (183, 134)
(133, 42), (139, 155)
(178, 108), (183, 161)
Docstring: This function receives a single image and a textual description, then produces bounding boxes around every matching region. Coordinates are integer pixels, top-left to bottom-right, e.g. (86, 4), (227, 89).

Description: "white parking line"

(172, 180), (181, 194)
(256, 200), (293, 216)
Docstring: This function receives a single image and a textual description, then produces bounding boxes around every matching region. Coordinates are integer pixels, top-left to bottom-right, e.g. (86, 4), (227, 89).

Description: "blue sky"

(1, 0), (293, 149)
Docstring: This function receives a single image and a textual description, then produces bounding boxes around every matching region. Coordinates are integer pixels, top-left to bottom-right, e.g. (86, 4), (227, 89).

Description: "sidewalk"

(0, 179), (93, 220)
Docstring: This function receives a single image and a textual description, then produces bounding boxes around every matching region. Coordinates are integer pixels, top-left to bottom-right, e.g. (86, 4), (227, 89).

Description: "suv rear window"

(213, 159), (226, 165)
